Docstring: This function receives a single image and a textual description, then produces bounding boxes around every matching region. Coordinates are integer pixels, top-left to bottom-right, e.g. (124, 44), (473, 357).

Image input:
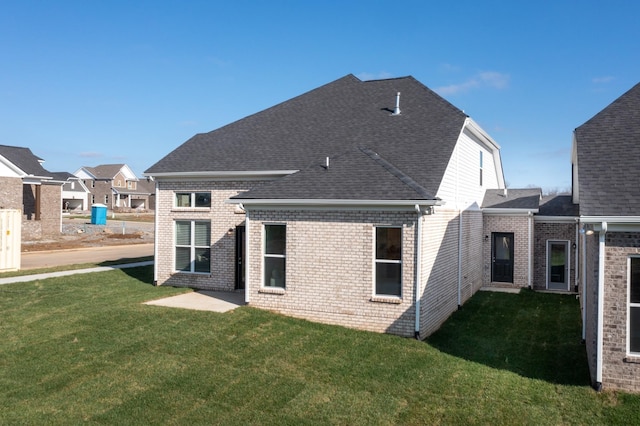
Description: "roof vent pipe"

(392, 92), (401, 115)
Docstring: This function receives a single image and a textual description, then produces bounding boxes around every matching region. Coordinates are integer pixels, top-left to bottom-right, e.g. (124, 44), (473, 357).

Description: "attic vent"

(392, 92), (401, 115)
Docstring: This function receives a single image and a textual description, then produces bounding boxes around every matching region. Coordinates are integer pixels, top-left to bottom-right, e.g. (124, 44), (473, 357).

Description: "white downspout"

(152, 180), (159, 285)
(528, 212), (533, 288)
(245, 208), (250, 304)
(414, 204), (423, 339)
(457, 210), (463, 307)
(596, 221), (607, 390)
(581, 225), (587, 341)
(575, 221), (579, 292)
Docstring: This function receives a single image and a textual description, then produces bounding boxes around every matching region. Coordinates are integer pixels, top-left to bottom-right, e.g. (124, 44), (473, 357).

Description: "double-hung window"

(629, 257), (640, 354)
(175, 192), (211, 208)
(264, 224), (286, 288)
(175, 220), (211, 273)
(479, 151), (484, 187)
(375, 227), (402, 297)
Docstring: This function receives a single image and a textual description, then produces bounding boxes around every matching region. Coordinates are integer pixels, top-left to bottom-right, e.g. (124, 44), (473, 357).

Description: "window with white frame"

(175, 192), (211, 208)
(375, 227), (402, 297)
(264, 224), (286, 288)
(104, 195), (109, 204)
(128, 181), (134, 189)
(116, 180), (121, 187)
(91, 194), (95, 205)
(629, 257), (640, 354)
(479, 150), (484, 186)
(175, 220), (211, 273)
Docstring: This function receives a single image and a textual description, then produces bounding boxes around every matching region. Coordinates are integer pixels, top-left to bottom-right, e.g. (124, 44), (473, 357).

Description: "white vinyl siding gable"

(436, 127), (501, 208)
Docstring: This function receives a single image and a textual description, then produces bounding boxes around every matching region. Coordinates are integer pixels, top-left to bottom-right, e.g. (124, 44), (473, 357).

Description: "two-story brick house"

(145, 74), (509, 338)
(74, 164), (153, 212)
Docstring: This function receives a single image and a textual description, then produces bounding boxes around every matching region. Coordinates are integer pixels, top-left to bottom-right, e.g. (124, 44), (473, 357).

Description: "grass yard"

(2, 268), (640, 425)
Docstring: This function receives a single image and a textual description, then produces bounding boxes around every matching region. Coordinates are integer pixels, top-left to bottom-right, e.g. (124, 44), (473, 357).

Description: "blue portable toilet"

(91, 203), (107, 225)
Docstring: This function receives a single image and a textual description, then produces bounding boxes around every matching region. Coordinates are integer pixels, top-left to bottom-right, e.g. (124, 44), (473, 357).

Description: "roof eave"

(144, 170), (298, 180)
(227, 198), (444, 208)
(482, 208), (539, 215)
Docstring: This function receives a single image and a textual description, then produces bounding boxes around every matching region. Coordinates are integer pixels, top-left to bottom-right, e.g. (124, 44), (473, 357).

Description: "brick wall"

(154, 180), (254, 290)
(21, 183), (61, 240)
(582, 232), (599, 387)
(247, 209), (418, 337)
(0, 177), (22, 210)
(598, 232), (640, 392)
(533, 221), (577, 290)
(483, 214), (532, 288)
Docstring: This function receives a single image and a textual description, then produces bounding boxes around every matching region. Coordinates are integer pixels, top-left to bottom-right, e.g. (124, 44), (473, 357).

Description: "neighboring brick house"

(573, 82), (640, 392)
(145, 74), (507, 339)
(51, 172), (91, 212)
(0, 144), (63, 240)
(74, 164), (154, 212)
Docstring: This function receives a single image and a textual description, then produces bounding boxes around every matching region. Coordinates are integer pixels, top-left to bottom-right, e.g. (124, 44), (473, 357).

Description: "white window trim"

(479, 150), (484, 187)
(628, 256), (640, 356)
(173, 191), (212, 209)
(174, 220), (211, 274)
(373, 226), (403, 299)
(261, 223), (286, 291)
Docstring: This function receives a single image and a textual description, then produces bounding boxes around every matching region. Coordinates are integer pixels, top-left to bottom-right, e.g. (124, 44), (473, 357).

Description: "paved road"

(20, 243), (154, 270)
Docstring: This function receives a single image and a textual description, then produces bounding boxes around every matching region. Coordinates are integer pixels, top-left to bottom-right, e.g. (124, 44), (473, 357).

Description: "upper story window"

(375, 227), (402, 297)
(264, 224), (286, 288)
(629, 257), (640, 354)
(479, 151), (484, 187)
(175, 192), (211, 208)
(104, 195), (109, 204)
(116, 180), (121, 187)
(91, 180), (95, 188)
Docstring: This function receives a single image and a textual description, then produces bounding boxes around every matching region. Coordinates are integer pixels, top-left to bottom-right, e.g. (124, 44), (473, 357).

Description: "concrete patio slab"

(144, 290), (245, 313)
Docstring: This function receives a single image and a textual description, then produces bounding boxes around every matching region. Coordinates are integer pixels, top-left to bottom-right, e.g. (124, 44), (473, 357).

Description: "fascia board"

(534, 215), (579, 223)
(581, 216), (640, 224)
(464, 118), (506, 188)
(482, 208), (539, 215)
(144, 170), (298, 180)
(226, 199), (442, 209)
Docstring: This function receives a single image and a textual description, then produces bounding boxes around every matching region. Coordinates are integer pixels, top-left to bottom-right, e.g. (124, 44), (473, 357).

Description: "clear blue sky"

(1, 1), (638, 192)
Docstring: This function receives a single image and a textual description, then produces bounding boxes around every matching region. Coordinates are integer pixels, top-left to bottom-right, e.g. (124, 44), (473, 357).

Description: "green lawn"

(1, 268), (639, 425)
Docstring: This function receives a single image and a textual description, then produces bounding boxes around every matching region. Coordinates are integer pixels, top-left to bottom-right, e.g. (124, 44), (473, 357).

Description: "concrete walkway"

(0, 261), (154, 285)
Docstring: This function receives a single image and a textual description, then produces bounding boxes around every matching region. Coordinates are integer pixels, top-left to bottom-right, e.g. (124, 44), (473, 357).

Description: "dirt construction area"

(21, 214), (155, 252)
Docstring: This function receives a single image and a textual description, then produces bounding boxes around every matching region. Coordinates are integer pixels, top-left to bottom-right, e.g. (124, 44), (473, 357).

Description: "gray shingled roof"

(83, 164), (128, 180)
(232, 147), (437, 200)
(482, 188), (541, 210)
(0, 144), (52, 178)
(538, 194), (579, 216)
(575, 82), (640, 216)
(146, 74), (468, 200)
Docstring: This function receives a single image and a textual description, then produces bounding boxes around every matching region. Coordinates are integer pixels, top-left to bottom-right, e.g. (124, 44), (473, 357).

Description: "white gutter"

(528, 211), (533, 288)
(482, 208), (539, 215)
(228, 199), (443, 208)
(534, 215), (579, 223)
(245, 207), (250, 304)
(414, 204), (424, 339)
(144, 170), (298, 179)
(596, 221), (607, 390)
(581, 216), (640, 224)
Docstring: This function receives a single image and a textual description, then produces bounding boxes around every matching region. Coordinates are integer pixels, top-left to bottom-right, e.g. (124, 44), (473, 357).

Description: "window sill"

(624, 355), (640, 364)
(171, 208), (211, 212)
(370, 296), (402, 304)
(259, 287), (286, 295)
(172, 271), (211, 277)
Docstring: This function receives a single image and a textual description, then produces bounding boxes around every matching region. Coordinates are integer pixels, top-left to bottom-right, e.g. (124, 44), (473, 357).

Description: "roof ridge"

(359, 147), (435, 199)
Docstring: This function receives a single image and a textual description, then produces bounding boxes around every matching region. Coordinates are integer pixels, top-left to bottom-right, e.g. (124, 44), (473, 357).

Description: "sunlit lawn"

(1, 267), (639, 424)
